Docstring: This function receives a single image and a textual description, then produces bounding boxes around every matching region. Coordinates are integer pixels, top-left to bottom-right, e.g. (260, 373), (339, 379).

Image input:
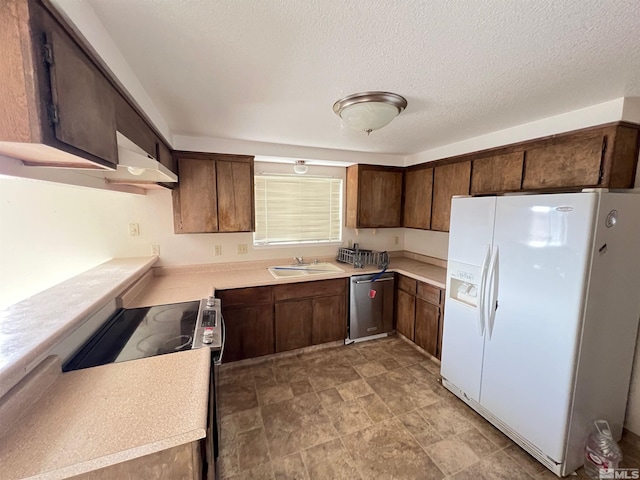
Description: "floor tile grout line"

(396, 412), (452, 479)
(337, 434), (365, 480)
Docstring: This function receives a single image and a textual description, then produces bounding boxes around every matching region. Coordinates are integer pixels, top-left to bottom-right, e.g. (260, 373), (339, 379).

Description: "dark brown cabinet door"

(312, 294), (346, 344)
(523, 131), (605, 190)
(113, 92), (155, 157)
(173, 156), (218, 233)
(47, 28), (117, 165)
(155, 139), (174, 173)
(471, 152), (524, 194)
(222, 304), (274, 363)
(437, 303), (445, 360)
(431, 161), (471, 232)
(172, 152), (254, 234)
(396, 289), (416, 341)
(216, 159), (254, 232)
(346, 165), (403, 228)
(403, 167), (433, 229)
(360, 168), (403, 227)
(415, 299), (440, 357)
(275, 300), (313, 352)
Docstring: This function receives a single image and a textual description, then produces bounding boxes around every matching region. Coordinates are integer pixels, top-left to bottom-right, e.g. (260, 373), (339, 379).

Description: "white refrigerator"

(441, 190), (640, 476)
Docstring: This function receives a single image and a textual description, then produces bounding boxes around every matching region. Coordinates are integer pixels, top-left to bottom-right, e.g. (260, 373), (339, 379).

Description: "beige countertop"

(0, 257), (158, 400)
(0, 347), (210, 480)
(128, 254), (447, 308)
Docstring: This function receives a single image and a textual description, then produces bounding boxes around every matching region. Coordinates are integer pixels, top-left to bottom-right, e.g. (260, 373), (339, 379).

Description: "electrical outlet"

(151, 245), (160, 256)
(394, 236), (399, 245)
(215, 245), (222, 256)
(129, 223), (140, 236)
(237, 244), (248, 254)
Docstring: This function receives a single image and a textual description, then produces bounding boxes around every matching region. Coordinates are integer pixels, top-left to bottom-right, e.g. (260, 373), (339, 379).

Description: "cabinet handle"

(353, 277), (394, 285)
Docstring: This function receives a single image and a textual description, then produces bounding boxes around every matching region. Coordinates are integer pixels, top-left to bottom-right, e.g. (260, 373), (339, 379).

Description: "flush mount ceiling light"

(293, 160), (308, 174)
(333, 91), (407, 135)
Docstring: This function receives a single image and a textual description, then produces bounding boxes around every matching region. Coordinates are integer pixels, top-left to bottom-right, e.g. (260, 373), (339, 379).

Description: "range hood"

(105, 132), (177, 184)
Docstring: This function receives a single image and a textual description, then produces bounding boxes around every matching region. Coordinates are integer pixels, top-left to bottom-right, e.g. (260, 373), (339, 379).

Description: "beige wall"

(0, 162), (401, 308)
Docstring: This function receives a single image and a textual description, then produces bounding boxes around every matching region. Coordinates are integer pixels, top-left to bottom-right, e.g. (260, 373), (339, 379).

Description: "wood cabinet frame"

(0, 0), (174, 172)
(172, 151), (255, 234)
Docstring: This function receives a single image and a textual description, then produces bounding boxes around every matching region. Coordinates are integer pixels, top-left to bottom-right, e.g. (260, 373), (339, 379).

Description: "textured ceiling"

(83, 0), (640, 155)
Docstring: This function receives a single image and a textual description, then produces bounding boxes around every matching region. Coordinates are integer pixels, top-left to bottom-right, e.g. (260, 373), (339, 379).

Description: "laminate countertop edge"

(0, 348), (210, 480)
(0, 256), (159, 400)
(128, 256), (447, 308)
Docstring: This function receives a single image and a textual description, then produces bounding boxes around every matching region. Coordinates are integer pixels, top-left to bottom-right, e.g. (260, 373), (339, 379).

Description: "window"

(254, 175), (343, 245)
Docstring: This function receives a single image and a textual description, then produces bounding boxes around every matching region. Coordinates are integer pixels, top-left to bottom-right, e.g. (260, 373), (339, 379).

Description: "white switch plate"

(129, 223), (140, 236)
(151, 245), (160, 256)
(237, 244), (248, 254)
(215, 245), (222, 256)
(394, 236), (399, 245)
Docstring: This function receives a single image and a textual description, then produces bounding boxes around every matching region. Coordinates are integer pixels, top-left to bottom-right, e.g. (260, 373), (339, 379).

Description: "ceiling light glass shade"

(333, 91), (407, 134)
(293, 160), (308, 174)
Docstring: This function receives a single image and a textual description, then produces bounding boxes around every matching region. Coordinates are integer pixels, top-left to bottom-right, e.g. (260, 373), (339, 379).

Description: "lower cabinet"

(274, 279), (347, 354)
(396, 289), (416, 341)
(218, 278), (348, 361)
(395, 274), (445, 359)
(274, 300), (312, 352)
(415, 300), (440, 357)
(218, 286), (274, 363)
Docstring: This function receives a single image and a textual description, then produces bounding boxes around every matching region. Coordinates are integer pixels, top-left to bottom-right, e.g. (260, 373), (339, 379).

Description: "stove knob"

(203, 327), (214, 345)
(206, 296), (215, 308)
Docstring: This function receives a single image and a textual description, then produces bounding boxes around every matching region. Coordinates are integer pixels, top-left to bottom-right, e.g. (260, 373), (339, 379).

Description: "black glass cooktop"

(63, 301), (200, 371)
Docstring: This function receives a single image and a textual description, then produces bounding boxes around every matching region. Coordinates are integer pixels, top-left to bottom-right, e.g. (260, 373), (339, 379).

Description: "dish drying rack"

(336, 247), (389, 267)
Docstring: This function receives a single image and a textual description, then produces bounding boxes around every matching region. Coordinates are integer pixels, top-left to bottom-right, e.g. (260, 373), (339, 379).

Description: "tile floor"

(218, 335), (640, 479)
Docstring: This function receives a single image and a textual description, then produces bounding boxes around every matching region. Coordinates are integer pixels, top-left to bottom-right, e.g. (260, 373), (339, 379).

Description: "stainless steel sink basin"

(268, 262), (345, 279)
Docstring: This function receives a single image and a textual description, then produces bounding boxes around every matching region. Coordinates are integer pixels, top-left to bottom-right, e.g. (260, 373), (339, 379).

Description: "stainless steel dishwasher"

(349, 272), (395, 342)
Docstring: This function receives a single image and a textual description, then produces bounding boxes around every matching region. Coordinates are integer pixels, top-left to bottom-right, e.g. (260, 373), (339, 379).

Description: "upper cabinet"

(431, 161), (471, 232)
(523, 130), (604, 190)
(406, 122), (639, 232)
(522, 126), (638, 190)
(346, 164), (403, 228)
(471, 152), (524, 195)
(0, 0), (174, 175)
(172, 152), (254, 234)
(403, 166), (433, 230)
(0, 0), (117, 168)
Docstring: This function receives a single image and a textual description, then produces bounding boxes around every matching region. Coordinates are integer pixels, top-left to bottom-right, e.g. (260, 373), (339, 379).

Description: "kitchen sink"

(267, 262), (345, 279)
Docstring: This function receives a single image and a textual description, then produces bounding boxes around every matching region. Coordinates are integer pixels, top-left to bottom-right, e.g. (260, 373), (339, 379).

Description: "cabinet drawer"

(397, 275), (417, 295)
(416, 282), (441, 306)
(274, 278), (346, 302)
(218, 286), (273, 307)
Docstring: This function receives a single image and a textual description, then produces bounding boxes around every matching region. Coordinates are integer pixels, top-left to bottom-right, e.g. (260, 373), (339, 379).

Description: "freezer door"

(479, 193), (597, 463)
(441, 196), (496, 402)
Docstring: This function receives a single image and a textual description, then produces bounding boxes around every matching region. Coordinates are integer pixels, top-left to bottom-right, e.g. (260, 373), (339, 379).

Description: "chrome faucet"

(294, 256), (304, 265)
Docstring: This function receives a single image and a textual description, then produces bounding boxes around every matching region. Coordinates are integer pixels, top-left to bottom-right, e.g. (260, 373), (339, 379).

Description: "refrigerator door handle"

(486, 246), (500, 340)
(477, 244), (491, 335)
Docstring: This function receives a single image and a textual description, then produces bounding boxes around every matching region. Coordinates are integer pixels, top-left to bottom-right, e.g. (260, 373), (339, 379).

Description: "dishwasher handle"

(353, 277), (394, 285)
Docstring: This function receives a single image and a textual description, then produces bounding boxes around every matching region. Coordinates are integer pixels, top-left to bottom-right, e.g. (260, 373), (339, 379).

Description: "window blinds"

(254, 175), (343, 245)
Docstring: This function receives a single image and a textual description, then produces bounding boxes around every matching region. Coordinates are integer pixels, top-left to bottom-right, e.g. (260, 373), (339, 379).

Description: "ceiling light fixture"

(293, 160), (308, 175)
(333, 91), (407, 135)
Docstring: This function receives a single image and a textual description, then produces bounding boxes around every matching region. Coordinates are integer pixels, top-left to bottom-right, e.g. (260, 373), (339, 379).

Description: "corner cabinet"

(403, 166), (433, 230)
(395, 274), (445, 359)
(0, 0), (118, 168)
(346, 164), (403, 228)
(172, 152), (254, 233)
(217, 286), (274, 363)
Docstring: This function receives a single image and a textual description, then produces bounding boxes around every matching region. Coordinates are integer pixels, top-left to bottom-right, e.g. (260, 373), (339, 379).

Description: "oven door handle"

(216, 315), (226, 365)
